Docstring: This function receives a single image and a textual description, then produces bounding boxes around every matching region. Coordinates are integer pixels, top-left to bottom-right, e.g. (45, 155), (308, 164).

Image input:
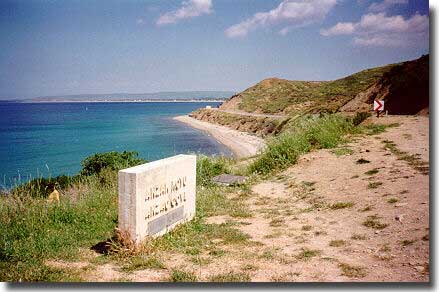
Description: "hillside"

(220, 55), (428, 115)
(341, 55), (429, 115)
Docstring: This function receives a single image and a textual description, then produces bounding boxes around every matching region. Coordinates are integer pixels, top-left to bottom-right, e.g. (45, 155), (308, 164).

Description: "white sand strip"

(173, 115), (266, 159)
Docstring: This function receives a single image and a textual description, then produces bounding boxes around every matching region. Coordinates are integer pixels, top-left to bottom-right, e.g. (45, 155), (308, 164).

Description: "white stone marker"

(118, 154), (196, 243)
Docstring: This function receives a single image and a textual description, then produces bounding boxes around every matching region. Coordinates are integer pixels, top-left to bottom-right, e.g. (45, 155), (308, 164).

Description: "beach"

(173, 115), (266, 159)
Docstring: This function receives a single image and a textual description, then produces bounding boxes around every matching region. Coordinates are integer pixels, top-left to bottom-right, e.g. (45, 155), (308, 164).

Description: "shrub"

(80, 151), (147, 176)
(352, 111), (371, 126)
(12, 175), (79, 198)
(249, 114), (356, 174)
(196, 156), (230, 186)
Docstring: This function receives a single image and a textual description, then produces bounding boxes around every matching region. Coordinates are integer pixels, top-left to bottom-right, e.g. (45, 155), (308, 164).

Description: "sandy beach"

(173, 115), (266, 159)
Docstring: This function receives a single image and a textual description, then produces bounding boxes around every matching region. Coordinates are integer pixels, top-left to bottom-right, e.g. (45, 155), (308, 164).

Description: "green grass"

(169, 269), (197, 282)
(387, 198), (399, 204)
(351, 234), (367, 240)
(121, 256), (165, 272)
(329, 240), (346, 247)
(368, 182), (383, 189)
(339, 263), (367, 278)
(0, 174), (118, 281)
(365, 168), (379, 176)
(331, 148), (354, 156)
(382, 140), (429, 175)
(208, 271), (251, 282)
(249, 114), (357, 174)
(296, 248), (320, 260)
(329, 202), (354, 210)
(362, 215), (388, 230)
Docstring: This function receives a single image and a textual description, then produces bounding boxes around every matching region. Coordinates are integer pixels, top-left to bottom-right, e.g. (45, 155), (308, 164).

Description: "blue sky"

(0, 0), (429, 99)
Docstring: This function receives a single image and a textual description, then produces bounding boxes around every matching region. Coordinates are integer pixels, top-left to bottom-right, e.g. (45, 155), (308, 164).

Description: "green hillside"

(222, 63), (396, 115)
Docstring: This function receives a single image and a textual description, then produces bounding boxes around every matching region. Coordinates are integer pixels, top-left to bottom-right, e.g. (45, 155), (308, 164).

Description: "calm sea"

(0, 102), (231, 188)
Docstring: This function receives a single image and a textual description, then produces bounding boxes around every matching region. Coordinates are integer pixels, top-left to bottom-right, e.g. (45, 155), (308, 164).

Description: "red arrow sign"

(374, 100), (384, 111)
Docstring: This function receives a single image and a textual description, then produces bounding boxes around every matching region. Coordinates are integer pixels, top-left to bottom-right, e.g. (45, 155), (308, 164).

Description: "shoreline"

(173, 115), (265, 159)
(17, 100), (226, 104)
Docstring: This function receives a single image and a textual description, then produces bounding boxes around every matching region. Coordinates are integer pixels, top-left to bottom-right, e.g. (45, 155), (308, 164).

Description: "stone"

(118, 154), (196, 243)
(212, 174), (247, 186)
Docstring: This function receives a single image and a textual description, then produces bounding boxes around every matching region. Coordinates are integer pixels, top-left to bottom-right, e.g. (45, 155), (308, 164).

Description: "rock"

(375, 230), (381, 234)
(415, 266), (425, 273)
(212, 174), (247, 186)
(395, 214), (405, 222)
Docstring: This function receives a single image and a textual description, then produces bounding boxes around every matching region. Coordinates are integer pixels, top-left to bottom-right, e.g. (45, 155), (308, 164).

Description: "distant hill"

(26, 91), (235, 102)
(220, 55), (429, 115)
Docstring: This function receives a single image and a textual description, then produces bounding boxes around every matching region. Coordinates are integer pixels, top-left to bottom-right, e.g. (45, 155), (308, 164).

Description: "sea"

(0, 101), (231, 189)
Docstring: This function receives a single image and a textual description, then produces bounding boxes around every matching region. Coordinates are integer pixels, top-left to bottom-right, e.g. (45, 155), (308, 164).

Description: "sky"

(0, 0), (429, 99)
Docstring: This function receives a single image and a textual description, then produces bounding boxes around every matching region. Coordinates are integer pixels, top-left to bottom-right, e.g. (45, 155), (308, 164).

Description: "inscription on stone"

(118, 154), (196, 243)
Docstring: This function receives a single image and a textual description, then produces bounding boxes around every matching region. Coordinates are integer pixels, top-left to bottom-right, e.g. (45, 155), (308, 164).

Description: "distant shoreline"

(17, 100), (226, 104)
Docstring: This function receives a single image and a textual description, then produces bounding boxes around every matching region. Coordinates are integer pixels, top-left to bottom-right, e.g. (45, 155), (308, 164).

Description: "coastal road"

(207, 108), (286, 119)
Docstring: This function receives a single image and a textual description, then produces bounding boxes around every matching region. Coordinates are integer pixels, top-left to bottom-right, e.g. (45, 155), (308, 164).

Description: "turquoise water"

(0, 102), (230, 188)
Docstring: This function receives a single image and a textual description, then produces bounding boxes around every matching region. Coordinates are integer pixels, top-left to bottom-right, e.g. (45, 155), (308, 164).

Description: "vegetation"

(362, 215), (388, 230)
(232, 64), (394, 114)
(249, 114), (357, 174)
(80, 151), (146, 176)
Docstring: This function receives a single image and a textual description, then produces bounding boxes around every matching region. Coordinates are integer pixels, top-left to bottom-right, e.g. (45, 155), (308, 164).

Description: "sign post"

(373, 100), (384, 118)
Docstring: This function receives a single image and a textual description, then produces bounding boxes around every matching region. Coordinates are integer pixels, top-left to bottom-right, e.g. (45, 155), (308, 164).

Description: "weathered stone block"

(118, 154), (196, 243)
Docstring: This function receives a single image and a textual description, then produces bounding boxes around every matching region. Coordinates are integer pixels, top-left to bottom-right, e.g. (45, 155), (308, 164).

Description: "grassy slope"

(230, 64), (395, 115)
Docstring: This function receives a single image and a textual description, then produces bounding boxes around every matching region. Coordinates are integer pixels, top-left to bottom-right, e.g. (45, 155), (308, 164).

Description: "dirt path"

(209, 108), (287, 119)
(47, 115), (428, 282)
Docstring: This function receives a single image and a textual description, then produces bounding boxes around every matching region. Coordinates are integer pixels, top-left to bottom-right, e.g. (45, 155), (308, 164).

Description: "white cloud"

(321, 12), (429, 47)
(225, 0), (337, 38)
(156, 0), (212, 26)
(368, 0), (408, 12)
(320, 22), (355, 36)
(136, 18), (145, 25)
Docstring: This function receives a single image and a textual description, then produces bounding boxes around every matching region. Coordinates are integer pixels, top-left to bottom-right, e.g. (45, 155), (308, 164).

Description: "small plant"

(169, 269), (197, 282)
(363, 215), (388, 229)
(121, 256), (165, 272)
(365, 168), (379, 176)
(331, 148), (354, 156)
(301, 225), (312, 231)
(351, 234), (367, 240)
(329, 240), (346, 247)
(209, 271), (251, 282)
(401, 239), (415, 246)
(387, 198), (399, 204)
(356, 158), (370, 164)
(269, 218), (285, 227)
(329, 202), (354, 210)
(352, 111), (371, 126)
(296, 248), (320, 260)
(339, 263), (367, 278)
(368, 182), (383, 189)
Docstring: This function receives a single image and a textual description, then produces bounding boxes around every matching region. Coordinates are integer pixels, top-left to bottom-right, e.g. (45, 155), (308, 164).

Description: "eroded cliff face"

(189, 109), (282, 137)
(340, 55), (429, 115)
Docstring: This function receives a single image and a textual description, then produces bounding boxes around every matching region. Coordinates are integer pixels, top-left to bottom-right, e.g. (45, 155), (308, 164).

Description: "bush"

(80, 151), (147, 176)
(352, 111), (371, 126)
(12, 175), (79, 198)
(196, 156), (230, 186)
(249, 114), (356, 175)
